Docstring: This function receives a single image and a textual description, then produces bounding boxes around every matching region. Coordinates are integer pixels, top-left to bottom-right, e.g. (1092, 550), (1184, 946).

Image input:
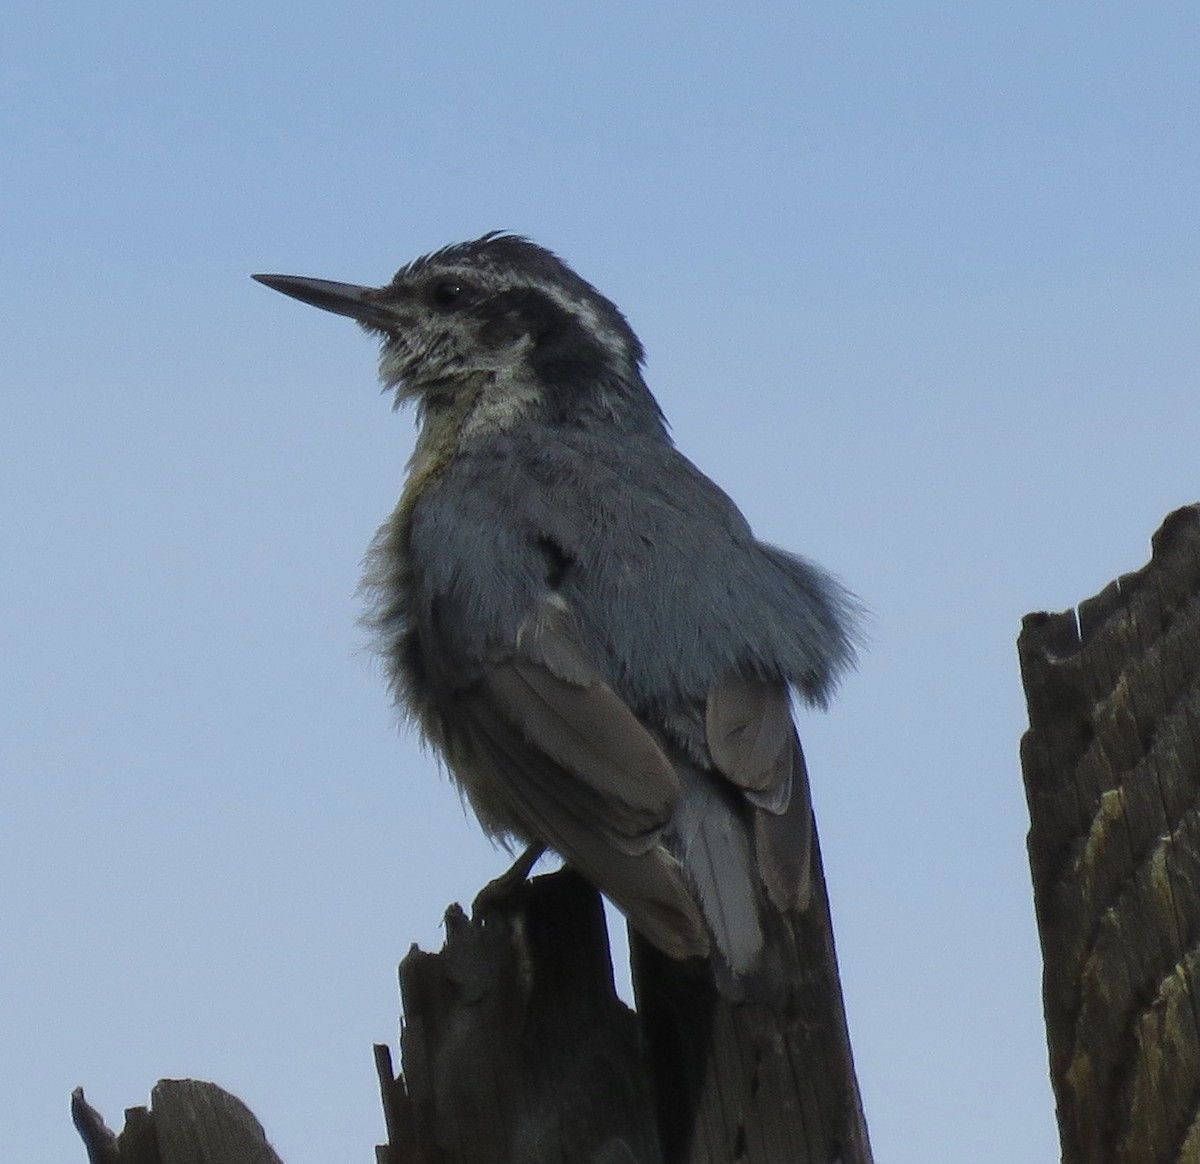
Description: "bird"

(253, 233), (858, 981)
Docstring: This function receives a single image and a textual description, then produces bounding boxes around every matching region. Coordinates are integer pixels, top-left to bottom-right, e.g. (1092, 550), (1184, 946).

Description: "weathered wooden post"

(376, 853), (871, 1163)
(1019, 504), (1200, 1164)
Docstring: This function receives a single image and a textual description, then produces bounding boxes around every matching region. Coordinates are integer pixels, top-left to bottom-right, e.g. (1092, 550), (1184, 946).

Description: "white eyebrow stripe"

(529, 276), (630, 360)
(431, 264), (631, 363)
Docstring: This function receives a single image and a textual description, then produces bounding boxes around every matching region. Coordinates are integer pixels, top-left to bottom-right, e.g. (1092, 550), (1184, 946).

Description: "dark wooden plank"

(1019, 504), (1200, 1164)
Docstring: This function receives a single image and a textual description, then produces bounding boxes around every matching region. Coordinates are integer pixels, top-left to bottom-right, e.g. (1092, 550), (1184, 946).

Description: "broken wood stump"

(1019, 504), (1200, 1164)
(72, 1080), (284, 1164)
(377, 861), (870, 1164)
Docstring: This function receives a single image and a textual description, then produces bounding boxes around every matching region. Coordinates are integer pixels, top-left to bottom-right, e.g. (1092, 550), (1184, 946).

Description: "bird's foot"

(471, 843), (545, 918)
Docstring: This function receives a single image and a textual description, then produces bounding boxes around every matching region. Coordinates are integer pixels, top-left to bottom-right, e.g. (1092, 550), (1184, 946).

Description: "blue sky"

(3, 3), (1196, 1161)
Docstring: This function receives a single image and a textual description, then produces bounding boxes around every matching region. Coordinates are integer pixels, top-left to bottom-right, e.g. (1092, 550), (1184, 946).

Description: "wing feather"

(485, 657), (679, 841)
(446, 599), (709, 959)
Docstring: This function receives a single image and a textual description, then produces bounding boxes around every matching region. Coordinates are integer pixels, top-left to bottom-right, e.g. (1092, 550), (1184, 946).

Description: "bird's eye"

(430, 281), (464, 308)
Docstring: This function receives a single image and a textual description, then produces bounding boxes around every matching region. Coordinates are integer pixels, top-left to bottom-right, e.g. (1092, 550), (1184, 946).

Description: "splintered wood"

(1020, 505), (1200, 1164)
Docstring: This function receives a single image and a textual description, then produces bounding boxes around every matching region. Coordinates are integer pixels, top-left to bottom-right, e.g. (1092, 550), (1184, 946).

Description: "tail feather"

(753, 734), (813, 912)
(669, 764), (763, 976)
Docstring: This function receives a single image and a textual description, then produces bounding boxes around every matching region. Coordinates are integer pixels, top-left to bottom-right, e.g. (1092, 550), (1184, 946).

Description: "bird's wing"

(706, 673), (813, 911)
(450, 598), (711, 960)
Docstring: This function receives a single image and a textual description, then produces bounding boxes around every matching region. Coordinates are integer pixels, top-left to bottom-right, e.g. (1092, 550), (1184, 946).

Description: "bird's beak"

(252, 273), (399, 330)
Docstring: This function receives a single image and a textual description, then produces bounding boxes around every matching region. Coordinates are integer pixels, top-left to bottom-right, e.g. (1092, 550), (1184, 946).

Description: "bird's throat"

(397, 376), (486, 520)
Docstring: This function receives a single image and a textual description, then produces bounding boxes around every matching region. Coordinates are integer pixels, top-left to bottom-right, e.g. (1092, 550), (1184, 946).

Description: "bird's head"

(254, 233), (661, 434)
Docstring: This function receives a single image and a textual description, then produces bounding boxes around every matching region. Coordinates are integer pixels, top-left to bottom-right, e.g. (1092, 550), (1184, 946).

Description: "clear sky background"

(3, 3), (1196, 1161)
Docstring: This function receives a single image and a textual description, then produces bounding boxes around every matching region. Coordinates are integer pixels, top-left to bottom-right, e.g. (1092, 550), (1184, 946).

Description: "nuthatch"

(254, 234), (858, 978)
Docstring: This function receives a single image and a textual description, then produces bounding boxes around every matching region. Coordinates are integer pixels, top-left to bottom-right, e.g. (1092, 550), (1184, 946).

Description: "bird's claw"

(471, 843), (545, 918)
